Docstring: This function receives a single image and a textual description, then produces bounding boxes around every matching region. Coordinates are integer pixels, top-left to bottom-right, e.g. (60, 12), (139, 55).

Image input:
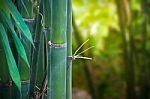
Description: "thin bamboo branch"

(72, 15), (98, 99)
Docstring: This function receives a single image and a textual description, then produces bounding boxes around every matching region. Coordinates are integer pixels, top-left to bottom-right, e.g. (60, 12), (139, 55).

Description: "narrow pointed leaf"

(0, 23), (21, 92)
(4, 0), (34, 45)
(0, 9), (30, 68)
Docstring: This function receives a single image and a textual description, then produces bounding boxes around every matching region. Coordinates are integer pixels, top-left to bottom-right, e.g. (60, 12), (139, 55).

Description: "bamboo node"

(21, 80), (30, 84)
(23, 18), (35, 24)
(68, 39), (94, 60)
(42, 27), (51, 33)
(0, 81), (12, 87)
(48, 41), (67, 48)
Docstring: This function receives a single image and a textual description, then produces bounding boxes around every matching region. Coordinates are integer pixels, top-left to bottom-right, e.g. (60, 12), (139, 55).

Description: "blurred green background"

(72, 0), (150, 99)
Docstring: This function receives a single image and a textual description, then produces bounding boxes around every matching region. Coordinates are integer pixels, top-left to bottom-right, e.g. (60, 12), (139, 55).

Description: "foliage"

(0, 0), (33, 92)
(1, 0), (72, 99)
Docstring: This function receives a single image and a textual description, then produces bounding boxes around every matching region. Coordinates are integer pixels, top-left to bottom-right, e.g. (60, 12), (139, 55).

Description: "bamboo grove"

(0, 0), (150, 99)
(115, 0), (150, 99)
(0, 0), (72, 99)
(72, 0), (150, 99)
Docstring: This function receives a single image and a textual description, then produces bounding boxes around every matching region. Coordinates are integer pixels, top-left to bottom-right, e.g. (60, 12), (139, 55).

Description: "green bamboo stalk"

(139, 0), (149, 98)
(66, 0), (72, 98)
(34, 33), (46, 94)
(127, 1), (136, 98)
(29, 1), (43, 97)
(42, 1), (51, 98)
(16, 0), (34, 98)
(115, 0), (135, 99)
(45, 0), (68, 99)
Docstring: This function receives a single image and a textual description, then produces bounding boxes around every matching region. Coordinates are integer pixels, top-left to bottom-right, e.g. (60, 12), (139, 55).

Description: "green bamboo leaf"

(4, 0), (34, 46)
(0, 23), (21, 92)
(20, 0), (30, 17)
(0, 9), (30, 68)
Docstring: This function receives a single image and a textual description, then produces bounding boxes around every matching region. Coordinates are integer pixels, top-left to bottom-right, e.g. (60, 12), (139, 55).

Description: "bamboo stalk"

(66, 0), (72, 99)
(34, 32), (46, 94)
(115, 0), (135, 99)
(139, 0), (149, 98)
(16, 0), (34, 98)
(29, 1), (43, 97)
(45, 0), (68, 98)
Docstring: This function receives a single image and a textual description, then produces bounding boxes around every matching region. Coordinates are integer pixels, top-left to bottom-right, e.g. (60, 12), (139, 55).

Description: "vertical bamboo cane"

(139, 0), (149, 98)
(34, 34), (45, 89)
(16, 0), (34, 98)
(29, 1), (43, 97)
(66, 0), (72, 99)
(115, 0), (135, 99)
(47, 0), (68, 98)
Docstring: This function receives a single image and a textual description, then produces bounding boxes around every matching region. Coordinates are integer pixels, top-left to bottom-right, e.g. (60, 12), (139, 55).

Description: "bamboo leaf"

(20, 0), (30, 17)
(0, 23), (21, 92)
(0, 9), (30, 68)
(4, 0), (34, 45)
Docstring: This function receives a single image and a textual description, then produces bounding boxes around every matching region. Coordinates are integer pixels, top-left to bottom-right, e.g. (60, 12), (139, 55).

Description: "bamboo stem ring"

(42, 27), (51, 33)
(23, 18), (35, 24)
(21, 80), (30, 84)
(48, 41), (67, 48)
(0, 81), (12, 87)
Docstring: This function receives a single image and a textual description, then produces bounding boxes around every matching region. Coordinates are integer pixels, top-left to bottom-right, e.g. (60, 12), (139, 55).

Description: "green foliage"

(73, 0), (118, 55)
(0, 0), (72, 99)
(0, 9), (29, 68)
(72, 0), (150, 99)
(0, 0), (33, 93)
(5, 0), (34, 45)
(1, 0), (149, 99)
(0, 23), (21, 92)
